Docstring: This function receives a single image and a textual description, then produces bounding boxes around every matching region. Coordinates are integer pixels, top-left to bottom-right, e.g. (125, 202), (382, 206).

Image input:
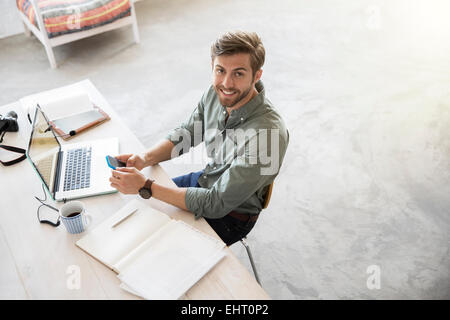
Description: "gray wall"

(0, 1), (24, 39)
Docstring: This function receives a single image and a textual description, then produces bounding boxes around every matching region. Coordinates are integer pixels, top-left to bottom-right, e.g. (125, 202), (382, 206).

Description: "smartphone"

(106, 155), (126, 170)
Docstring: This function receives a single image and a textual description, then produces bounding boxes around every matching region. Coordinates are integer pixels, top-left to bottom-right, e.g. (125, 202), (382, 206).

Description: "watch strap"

(144, 179), (154, 191)
(139, 178), (154, 199)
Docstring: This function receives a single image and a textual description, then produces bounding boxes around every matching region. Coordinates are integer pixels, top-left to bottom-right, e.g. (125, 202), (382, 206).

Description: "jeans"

(172, 170), (257, 246)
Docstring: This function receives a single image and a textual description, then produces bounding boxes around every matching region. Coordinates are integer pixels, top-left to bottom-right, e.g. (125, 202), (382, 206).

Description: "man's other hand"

(115, 153), (146, 170)
(110, 167), (147, 194)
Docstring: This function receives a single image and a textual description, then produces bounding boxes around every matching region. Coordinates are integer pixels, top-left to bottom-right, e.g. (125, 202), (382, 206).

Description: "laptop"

(26, 105), (119, 202)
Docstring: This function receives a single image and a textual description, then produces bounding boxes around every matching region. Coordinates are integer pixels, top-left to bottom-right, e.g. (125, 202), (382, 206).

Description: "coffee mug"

(60, 201), (92, 234)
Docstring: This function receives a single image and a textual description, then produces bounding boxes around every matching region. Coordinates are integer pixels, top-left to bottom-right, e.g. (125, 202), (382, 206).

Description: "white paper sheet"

(117, 220), (226, 300)
(21, 90), (93, 121)
(76, 199), (171, 269)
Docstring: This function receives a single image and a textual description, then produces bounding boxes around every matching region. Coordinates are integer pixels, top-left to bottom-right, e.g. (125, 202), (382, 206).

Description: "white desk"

(0, 80), (269, 299)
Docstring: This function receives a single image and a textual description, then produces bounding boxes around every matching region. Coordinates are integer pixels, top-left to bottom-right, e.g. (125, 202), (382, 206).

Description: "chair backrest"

(262, 182), (274, 209)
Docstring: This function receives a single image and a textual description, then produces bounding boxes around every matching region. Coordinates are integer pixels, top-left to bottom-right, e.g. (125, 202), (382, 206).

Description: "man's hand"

(110, 166), (188, 210)
(115, 153), (146, 170)
(109, 167), (147, 194)
(115, 140), (176, 170)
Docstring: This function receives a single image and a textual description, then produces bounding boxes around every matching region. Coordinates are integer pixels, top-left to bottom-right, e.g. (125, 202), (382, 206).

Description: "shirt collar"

(224, 80), (265, 124)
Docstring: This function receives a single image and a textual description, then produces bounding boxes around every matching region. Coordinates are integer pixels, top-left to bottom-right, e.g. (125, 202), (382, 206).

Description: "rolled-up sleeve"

(185, 126), (288, 219)
(185, 161), (274, 219)
(166, 97), (206, 156)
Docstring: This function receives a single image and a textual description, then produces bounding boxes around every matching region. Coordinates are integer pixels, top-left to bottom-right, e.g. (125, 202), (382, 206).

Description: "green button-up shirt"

(166, 81), (289, 219)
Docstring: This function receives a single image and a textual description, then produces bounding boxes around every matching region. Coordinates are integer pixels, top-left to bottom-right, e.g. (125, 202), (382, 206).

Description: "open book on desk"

(20, 91), (110, 140)
(76, 199), (226, 300)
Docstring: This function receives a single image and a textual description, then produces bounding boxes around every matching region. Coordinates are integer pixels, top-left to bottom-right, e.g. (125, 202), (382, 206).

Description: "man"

(110, 31), (289, 246)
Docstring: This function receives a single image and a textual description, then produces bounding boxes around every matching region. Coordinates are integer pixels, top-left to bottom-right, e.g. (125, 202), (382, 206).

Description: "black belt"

(0, 144), (26, 166)
(228, 211), (259, 223)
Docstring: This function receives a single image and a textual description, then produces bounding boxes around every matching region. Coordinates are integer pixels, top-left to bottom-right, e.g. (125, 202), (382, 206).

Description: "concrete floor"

(1, 0), (449, 299)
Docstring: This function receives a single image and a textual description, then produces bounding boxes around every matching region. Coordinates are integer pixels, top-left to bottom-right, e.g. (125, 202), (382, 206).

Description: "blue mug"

(60, 201), (92, 234)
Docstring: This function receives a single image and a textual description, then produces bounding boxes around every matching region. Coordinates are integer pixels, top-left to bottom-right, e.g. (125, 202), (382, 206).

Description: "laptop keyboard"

(63, 147), (92, 191)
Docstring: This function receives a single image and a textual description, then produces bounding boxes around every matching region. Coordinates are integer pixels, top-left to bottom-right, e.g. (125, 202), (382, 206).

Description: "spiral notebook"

(76, 199), (226, 300)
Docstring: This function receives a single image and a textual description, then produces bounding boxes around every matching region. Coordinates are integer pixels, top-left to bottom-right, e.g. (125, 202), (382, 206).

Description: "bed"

(16, 0), (140, 68)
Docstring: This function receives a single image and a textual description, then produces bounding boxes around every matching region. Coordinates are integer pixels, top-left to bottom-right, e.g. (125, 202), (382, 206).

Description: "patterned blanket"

(17, 0), (131, 38)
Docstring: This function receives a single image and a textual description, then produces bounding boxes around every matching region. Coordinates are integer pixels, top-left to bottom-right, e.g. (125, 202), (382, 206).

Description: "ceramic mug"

(60, 201), (92, 234)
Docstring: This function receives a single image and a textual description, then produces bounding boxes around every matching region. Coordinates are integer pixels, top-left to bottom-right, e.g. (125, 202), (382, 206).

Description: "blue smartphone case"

(106, 155), (119, 170)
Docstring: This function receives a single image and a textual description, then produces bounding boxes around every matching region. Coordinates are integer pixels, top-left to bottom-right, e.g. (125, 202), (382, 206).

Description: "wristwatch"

(138, 179), (154, 199)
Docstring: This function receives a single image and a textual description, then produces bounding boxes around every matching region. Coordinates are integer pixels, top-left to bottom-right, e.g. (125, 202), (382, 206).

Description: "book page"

(116, 220), (226, 300)
(76, 199), (171, 269)
(119, 283), (143, 298)
(21, 90), (93, 121)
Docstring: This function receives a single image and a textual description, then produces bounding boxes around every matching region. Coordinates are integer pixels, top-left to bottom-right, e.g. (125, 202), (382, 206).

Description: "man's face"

(212, 53), (261, 109)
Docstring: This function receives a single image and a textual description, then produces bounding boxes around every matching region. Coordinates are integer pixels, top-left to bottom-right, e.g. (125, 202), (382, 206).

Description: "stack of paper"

(76, 200), (226, 300)
(21, 91), (94, 120)
(116, 220), (226, 299)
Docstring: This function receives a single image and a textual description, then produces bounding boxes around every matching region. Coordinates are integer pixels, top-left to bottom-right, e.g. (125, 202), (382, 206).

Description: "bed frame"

(17, 0), (140, 68)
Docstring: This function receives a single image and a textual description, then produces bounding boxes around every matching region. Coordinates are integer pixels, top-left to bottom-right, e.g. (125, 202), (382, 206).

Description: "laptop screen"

(27, 107), (61, 196)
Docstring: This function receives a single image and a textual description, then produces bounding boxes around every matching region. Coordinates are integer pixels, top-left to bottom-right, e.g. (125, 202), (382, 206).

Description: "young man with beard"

(109, 31), (289, 246)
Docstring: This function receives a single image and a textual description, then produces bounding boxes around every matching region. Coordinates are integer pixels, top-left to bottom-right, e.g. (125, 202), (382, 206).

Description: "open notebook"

(76, 199), (226, 300)
(21, 91), (110, 140)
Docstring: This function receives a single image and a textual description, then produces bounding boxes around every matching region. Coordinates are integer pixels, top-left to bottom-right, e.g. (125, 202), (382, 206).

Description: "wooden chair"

(17, 0), (140, 68)
(239, 181), (274, 286)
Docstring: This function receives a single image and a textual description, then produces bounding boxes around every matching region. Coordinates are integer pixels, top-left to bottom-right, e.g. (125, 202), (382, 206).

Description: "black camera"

(0, 111), (19, 133)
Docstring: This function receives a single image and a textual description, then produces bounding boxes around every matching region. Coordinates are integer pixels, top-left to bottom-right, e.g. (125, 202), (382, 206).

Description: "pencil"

(111, 208), (138, 228)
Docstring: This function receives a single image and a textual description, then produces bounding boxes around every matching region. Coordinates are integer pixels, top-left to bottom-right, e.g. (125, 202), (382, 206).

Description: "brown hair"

(211, 31), (265, 76)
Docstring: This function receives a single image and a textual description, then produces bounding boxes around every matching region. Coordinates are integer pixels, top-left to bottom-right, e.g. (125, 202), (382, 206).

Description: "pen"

(112, 208), (138, 228)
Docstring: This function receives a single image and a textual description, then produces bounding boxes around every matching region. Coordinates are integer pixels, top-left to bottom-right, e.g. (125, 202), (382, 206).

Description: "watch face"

(139, 188), (151, 199)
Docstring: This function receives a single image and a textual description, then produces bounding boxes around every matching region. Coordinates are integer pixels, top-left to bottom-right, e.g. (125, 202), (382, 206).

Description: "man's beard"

(215, 85), (253, 108)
